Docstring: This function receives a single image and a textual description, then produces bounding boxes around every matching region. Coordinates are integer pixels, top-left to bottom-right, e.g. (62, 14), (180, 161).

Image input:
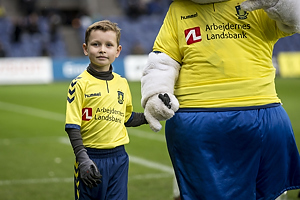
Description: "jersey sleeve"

(153, 3), (182, 63)
(124, 80), (133, 123)
(65, 79), (84, 130)
(254, 9), (293, 41)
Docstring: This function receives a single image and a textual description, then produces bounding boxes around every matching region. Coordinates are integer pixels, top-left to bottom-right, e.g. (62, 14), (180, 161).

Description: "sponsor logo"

(205, 23), (250, 40)
(184, 27), (202, 45)
(94, 107), (124, 123)
(82, 108), (92, 121)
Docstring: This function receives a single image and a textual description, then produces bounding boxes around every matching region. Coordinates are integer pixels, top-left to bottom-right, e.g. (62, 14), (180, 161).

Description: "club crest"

(235, 5), (248, 20)
(117, 91), (124, 104)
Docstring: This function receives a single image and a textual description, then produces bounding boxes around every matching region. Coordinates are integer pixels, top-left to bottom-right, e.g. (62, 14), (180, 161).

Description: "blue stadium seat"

(273, 34), (300, 56)
(0, 14), (67, 58)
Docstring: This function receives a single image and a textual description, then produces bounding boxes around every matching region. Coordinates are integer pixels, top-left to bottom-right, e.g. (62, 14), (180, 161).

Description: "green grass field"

(0, 78), (299, 200)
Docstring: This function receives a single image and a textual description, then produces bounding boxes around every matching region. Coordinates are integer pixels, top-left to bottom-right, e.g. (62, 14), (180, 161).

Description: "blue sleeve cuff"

(65, 124), (80, 130)
(124, 112), (134, 126)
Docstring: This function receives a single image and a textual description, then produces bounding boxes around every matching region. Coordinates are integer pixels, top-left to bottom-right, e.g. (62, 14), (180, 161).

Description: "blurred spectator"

(24, 12), (40, 35)
(72, 10), (92, 29)
(11, 17), (23, 43)
(19, 0), (36, 15)
(146, 0), (165, 15)
(130, 42), (146, 54)
(0, 41), (6, 57)
(48, 11), (62, 42)
(41, 46), (50, 57)
(79, 11), (92, 30)
(72, 10), (92, 43)
(126, 0), (147, 19)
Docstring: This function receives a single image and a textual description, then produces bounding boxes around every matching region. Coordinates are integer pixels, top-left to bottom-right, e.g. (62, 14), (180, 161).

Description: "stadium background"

(0, 0), (299, 199)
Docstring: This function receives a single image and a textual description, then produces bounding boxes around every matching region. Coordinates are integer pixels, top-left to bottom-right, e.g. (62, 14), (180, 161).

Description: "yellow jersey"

(153, 0), (291, 108)
(65, 70), (133, 149)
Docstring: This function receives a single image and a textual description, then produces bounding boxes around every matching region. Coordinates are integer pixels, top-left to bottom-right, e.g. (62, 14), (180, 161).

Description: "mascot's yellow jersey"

(153, 0), (291, 108)
(65, 70), (133, 149)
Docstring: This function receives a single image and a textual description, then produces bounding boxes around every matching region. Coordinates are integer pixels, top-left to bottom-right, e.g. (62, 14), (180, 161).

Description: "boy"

(65, 20), (147, 200)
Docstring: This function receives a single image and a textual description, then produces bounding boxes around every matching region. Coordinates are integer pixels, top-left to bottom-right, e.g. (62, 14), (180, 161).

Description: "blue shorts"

(74, 145), (129, 200)
(165, 105), (300, 200)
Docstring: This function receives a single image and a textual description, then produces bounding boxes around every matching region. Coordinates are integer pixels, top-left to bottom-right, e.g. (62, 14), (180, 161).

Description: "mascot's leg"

(165, 107), (300, 199)
(165, 111), (258, 199)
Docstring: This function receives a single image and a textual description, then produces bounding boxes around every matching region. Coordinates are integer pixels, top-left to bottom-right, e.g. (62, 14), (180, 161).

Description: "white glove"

(144, 93), (179, 132)
(141, 52), (181, 132)
(241, 0), (300, 33)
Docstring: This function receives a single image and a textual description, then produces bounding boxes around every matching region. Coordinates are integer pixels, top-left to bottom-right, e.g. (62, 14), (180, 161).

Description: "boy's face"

(83, 30), (122, 71)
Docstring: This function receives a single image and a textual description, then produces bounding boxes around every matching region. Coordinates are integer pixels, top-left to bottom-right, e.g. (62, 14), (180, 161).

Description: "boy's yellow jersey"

(65, 70), (133, 149)
(153, 0), (291, 108)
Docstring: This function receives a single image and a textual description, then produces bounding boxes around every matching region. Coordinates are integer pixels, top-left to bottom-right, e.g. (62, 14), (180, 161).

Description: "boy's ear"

(116, 45), (122, 58)
(82, 43), (88, 56)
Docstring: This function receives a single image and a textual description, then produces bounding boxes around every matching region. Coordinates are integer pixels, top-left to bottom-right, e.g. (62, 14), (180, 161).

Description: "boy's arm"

(66, 128), (102, 188)
(125, 112), (148, 127)
(125, 93), (173, 127)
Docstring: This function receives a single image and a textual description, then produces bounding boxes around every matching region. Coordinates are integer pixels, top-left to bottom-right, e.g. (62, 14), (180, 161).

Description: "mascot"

(141, 0), (300, 199)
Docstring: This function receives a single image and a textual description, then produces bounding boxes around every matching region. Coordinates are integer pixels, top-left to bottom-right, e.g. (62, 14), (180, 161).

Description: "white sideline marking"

(0, 101), (164, 142)
(0, 101), (65, 122)
(129, 155), (173, 174)
(0, 173), (172, 186)
(58, 138), (174, 174)
(128, 128), (165, 142)
(0, 178), (73, 186)
(0, 101), (174, 183)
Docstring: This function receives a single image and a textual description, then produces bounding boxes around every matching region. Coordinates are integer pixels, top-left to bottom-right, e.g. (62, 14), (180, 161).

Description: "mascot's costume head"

(141, 0), (300, 132)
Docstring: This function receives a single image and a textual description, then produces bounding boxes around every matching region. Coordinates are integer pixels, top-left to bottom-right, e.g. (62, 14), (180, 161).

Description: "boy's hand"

(79, 159), (102, 188)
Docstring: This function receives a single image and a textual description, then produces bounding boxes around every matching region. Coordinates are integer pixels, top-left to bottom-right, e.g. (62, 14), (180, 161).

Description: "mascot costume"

(141, 0), (300, 199)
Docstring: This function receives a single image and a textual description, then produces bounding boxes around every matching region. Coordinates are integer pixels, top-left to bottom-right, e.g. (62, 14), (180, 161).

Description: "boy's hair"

(85, 20), (121, 46)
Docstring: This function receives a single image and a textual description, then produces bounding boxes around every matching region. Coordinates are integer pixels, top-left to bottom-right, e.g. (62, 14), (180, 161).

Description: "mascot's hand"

(241, 0), (279, 11)
(144, 93), (179, 132)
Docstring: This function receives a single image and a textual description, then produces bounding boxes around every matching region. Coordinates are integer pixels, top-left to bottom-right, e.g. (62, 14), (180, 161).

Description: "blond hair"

(85, 20), (121, 46)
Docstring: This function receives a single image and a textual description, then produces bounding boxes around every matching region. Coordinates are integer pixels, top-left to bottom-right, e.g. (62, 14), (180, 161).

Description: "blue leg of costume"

(166, 105), (300, 200)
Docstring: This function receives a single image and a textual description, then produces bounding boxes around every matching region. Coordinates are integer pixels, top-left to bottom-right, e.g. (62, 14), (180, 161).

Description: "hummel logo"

(181, 12), (198, 20)
(184, 27), (202, 45)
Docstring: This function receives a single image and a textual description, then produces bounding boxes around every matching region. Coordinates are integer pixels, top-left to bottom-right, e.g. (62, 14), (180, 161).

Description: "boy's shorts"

(74, 145), (128, 200)
(166, 105), (300, 200)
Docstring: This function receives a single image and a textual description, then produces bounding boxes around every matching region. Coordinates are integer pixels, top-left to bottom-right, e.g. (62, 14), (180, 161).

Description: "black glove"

(79, 159), (102, 188)
(158, 93), (171, 109)
(76, 149), (102, 188)
(66, 129), (102, 188)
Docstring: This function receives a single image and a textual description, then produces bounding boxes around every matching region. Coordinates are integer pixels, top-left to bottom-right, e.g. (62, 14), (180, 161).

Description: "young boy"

(65, 20), (148, 200)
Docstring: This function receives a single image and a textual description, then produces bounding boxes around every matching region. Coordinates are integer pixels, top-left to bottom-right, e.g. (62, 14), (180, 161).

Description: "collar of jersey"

(87, 64), (114, 80)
